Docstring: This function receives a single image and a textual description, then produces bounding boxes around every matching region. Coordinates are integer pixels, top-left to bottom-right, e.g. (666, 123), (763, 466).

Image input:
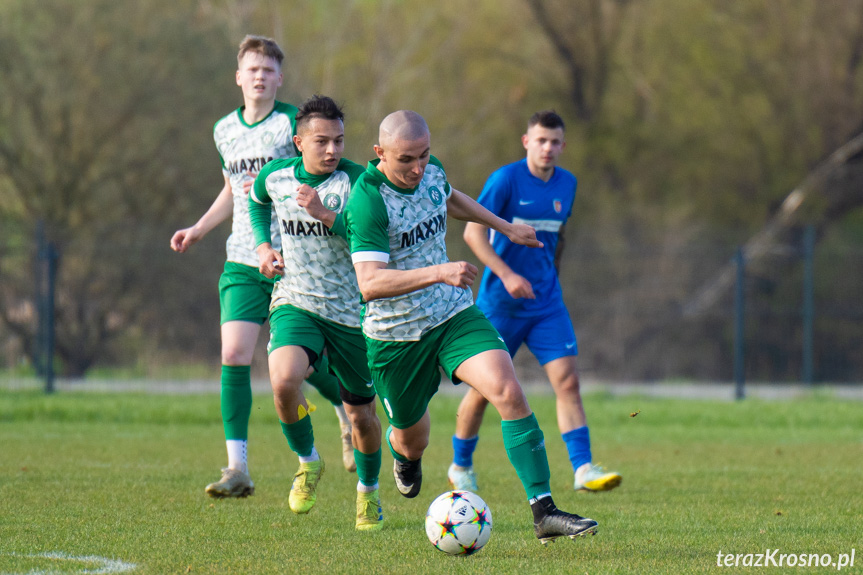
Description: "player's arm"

(169, 174), (233, 253)
(464, 221), (536, 300)
(296, 184), (337, 229)
(554, 224), (566, 274)
(298, 160), (362, 238)
(353, 260), (477, 302)
(447, 188), (543, 249)
(249, 171), (284, 278)
(347, 176), (475, 301)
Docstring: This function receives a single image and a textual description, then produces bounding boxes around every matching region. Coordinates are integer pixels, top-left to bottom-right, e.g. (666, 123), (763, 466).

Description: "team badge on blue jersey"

(553, 200), (562, 213)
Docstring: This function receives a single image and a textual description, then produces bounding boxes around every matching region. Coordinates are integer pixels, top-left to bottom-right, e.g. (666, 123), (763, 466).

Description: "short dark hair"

(237, 35), (284, 67)
(528, 110), (565, 131)
(296, 95), (345, 134)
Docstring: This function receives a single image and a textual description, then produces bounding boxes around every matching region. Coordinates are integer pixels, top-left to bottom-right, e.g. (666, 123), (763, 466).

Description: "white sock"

(528, 493), (552, 505)
(357, 481), (378, 493)
(299, 446), (320, 464)
(226, 439), (248, 474)
(334, 404), (350, 427)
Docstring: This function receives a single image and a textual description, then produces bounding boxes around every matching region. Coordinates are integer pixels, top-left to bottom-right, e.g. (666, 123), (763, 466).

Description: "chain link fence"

(2, 224), (862, 389)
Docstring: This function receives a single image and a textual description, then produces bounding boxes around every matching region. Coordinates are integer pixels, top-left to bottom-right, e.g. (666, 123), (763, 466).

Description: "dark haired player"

(250, 95), (384, 531)
(448, 111), (621, 494)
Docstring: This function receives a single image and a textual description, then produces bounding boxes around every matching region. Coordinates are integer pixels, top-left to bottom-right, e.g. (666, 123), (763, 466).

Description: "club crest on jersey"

(323, 193), (342, 211)
(262, 132), (275, 146)
(553, 199), (562, 213)
(428, 185), (444, 206)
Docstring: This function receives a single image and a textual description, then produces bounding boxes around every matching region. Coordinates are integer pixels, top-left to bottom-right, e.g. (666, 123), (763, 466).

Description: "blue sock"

(452, 435), (479, 467)
(562, 426), (591, 471)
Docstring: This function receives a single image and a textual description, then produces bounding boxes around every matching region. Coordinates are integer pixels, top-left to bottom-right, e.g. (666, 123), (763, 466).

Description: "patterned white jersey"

(250, 157), (365, 327)
(345, 157), (473, 341)
(213, 101), (298, 266)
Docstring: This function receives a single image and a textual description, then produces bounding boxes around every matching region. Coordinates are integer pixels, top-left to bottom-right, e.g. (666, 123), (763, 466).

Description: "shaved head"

(379, 110), (429, 147)
(374, 110), (432, 189)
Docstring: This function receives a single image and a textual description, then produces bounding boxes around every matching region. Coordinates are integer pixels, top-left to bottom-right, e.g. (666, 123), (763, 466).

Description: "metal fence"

(2, 223), (862, 390)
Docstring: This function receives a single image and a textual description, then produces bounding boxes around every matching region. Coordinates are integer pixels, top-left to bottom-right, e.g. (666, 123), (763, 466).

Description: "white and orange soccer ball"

(425, 490), (493, 556)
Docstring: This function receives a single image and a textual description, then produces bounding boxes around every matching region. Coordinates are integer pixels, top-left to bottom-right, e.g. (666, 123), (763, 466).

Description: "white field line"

(1, 551), (136, 574)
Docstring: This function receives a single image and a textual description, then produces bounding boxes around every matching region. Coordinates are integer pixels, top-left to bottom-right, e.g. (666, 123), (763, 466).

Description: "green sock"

(221, 365), (252, 440)
(354, 448), (382, 487)
(501, 413), (551, 500)
(305, 354), (342, 407)
(280, 415), (315, 457)
(385, 426), (408, 462)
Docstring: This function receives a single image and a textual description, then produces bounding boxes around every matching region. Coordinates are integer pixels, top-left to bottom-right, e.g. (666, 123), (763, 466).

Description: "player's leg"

(530, 310), (621, 492)
(306, 353), (355, 472)
(449, 309), (529, 490)
(449, 388), (486, 490)
(205, 263), (269, 498)
(386, 412), (430, 499)
(366, 336), (440, 499)
(346, 397), (383, 530)
(268, 305), (327, 514)
(443, 306), (598, 543)
(318, 318), (383, 530)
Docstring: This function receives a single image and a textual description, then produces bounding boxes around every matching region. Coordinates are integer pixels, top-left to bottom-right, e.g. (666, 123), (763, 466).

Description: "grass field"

(1, 386), (860, 574)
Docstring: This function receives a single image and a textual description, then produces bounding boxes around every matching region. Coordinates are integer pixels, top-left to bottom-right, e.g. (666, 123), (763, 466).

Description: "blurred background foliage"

(1, 0), (862, 381)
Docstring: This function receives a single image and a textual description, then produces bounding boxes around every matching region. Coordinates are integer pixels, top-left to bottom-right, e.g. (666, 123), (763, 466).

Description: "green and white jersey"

(345, 157), (473, 341)
(250, 157), (364, 327)
(214, 101), (299, 267)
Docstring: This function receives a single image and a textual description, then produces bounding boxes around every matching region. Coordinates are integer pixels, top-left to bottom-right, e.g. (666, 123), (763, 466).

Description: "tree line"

(1, 0), (862, 380)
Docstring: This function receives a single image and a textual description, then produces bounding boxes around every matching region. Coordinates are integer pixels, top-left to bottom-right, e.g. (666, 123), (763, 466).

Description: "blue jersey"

(475, 159), (576, 318)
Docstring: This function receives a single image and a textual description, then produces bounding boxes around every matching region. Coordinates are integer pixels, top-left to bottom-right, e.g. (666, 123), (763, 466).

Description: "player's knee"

(396, 434), (429, 460)
(269, 373), (303, 398)
(555, 372), (582, 399)
(348, 404), (379, 433)
(221, 347), (253, 366)
(493, 380), (528, 410)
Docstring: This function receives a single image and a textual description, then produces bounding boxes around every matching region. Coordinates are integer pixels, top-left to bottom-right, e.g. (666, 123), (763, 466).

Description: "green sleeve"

(345, 177), (390, 255)
(249, 164), (276, 247)
(338, 158), (366, 185)
(330, 213), (346, 239)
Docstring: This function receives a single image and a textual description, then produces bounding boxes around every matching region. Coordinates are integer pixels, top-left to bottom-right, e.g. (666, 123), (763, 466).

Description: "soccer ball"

(425, 490), (493, 556)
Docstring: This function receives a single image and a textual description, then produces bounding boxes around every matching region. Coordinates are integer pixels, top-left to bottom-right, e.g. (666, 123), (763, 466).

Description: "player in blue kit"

(448, 110), (622, 493)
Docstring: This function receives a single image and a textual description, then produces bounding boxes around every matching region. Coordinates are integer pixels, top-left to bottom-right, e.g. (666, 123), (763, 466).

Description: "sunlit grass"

(1, 389), (860, 574)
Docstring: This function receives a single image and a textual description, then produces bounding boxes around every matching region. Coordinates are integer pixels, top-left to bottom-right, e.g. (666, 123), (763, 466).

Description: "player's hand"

(296, 184), (328, 220)
(505, 223), (544, 248)
(501, 271), (535, 299)
(241, 171), (258, 195)
(256, 244), (285, 278)
(439, 261), (478, 289)
(170, 227), (201, 253)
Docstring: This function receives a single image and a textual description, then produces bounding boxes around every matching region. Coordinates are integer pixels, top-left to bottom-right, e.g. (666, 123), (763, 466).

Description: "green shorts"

(218, 261), (275, 325)
(268, 304), (373, 399)
(365, 305), (507, 429)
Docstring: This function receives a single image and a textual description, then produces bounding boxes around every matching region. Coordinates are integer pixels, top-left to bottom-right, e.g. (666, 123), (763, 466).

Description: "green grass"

(1, 388), (861, 574)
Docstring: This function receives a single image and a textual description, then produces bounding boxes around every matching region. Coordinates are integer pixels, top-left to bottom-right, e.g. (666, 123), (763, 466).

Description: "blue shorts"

(480, 305), (577, 365)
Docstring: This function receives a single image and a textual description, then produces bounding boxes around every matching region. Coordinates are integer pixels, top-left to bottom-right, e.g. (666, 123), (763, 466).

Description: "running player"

(448, 110), (621, 493)
(344, 110), (599, 544)
(169, 36), (353, 500)
(249, 95), (383, 530)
